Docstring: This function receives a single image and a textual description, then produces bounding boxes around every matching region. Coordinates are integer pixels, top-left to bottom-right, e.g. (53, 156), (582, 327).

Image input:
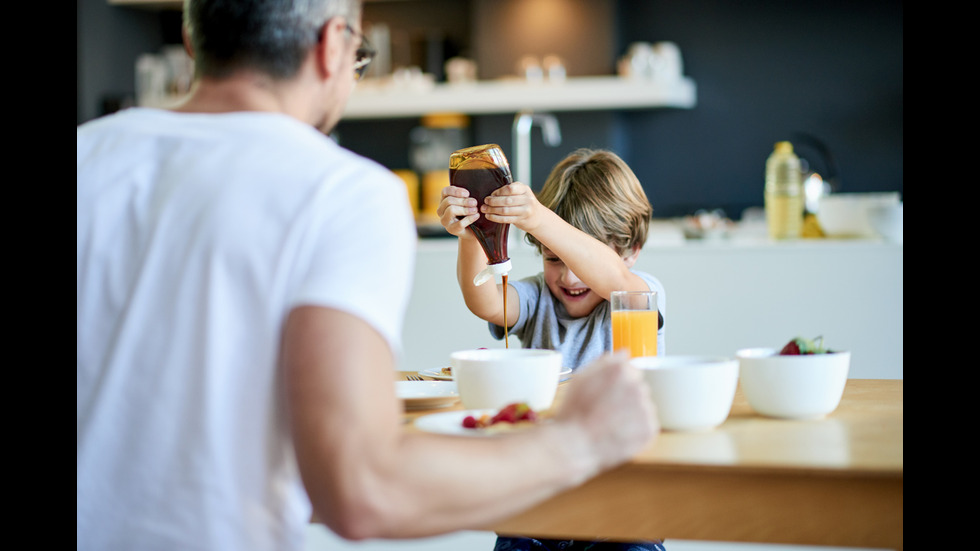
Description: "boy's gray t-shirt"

(489, 270), (665, 370)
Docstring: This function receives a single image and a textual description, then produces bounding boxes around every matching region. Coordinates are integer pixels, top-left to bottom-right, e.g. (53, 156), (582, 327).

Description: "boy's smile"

(541, 244), (643, 319)
(542, 248), (606, 318)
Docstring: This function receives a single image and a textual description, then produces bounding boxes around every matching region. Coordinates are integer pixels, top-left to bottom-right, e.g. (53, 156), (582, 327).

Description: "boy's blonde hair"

(526, 149), (652, 256)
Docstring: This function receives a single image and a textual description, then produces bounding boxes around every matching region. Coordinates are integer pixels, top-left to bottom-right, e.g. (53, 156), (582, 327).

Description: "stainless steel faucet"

(512, 110), (562, 189)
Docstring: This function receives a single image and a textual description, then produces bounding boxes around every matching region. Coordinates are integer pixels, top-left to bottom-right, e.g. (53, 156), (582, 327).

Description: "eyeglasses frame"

(344, 23), (376, 80)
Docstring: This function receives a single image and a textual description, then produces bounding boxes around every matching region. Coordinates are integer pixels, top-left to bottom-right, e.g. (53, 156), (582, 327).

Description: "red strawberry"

(492, 403), (519, 424)
(780, 339), (802, 355)
(489, 403), (536, 425)
(464, 403), (539, 429)
(779, 336), (827, 355)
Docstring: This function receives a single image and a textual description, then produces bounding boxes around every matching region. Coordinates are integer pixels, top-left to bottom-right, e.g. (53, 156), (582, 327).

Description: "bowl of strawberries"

(736, 337), (850, 419)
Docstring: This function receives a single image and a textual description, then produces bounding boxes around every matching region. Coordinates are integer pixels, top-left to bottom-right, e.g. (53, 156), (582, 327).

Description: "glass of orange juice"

(611, 291), (659, 358)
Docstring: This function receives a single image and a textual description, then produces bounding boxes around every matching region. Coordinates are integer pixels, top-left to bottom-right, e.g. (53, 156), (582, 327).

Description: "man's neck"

(173, 71), (316, 125)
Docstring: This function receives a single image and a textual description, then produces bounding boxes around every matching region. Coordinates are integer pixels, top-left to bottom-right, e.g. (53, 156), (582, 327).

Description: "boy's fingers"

(444, 212), (478, 231)
(491, 182), (526, 197)
(441, 185), (470, 199)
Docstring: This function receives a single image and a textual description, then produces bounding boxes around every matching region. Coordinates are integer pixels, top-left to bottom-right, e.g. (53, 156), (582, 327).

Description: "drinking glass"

(611, 291), (659, 358)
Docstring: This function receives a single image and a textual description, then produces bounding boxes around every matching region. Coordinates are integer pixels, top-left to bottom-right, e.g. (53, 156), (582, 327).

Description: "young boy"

(439, 148), (667, 551)
(438, 148), (665, 371)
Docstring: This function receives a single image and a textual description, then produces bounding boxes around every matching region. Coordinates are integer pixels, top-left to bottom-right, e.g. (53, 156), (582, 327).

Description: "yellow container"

(392, 169), (420, 216)
(421, 169), (450, 220)
(764, 141), (804, 240)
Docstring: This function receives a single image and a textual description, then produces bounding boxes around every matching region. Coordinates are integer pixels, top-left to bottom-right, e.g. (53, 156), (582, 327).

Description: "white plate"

(414, 408), (547, 436)
(417, 367), (573, 382)
(418, 367), (454, 381)
(396, 381), (459, 410)
(413, 409), (499, 436)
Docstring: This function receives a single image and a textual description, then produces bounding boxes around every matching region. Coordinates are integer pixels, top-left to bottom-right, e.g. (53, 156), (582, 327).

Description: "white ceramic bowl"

(867, 202), (903, 244)
(450, 348), (562, 411)
(632, 356), (739, 432)
(816, 192), (900, 238)
(736, 348), (851, 419)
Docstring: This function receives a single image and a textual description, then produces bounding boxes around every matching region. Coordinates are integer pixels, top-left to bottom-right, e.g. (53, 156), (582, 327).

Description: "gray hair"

(183, 0), (361, 80)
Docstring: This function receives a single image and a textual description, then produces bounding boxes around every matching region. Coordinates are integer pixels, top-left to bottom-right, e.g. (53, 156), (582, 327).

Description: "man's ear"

(314, 18), (347, 79)
(182, 25), (194, 59)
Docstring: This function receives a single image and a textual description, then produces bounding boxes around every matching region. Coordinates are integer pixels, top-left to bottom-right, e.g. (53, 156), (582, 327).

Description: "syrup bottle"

(449, 144), (513, 286)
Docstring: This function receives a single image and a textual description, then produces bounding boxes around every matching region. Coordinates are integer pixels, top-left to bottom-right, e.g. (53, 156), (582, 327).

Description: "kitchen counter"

(401, 227), (903, 380)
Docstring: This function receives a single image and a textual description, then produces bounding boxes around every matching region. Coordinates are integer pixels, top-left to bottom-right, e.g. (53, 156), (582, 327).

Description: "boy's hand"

(437, 185), (479, 238)
(482, 182), (542, 232)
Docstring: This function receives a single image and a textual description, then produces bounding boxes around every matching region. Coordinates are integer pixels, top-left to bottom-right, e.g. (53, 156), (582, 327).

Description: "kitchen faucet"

(511, 110), (562, 190)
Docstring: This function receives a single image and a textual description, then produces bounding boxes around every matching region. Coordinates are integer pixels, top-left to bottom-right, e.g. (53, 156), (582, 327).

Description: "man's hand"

(554, 352), (660, 473)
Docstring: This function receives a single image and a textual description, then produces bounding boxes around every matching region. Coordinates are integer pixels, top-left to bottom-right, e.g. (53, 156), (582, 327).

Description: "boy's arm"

(485, 183), (649, 300)
(455, 232), (513, 326)
(438, 185), (516, 327)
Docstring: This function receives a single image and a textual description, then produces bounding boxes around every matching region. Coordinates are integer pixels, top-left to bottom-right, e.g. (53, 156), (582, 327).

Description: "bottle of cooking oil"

(764, 141), (804, 239)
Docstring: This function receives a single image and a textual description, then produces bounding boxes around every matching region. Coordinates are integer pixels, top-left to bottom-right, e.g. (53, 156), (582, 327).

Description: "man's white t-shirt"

(76, 108), (417, 551)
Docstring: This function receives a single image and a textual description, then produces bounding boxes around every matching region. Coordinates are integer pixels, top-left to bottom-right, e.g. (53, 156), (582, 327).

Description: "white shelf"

(342, 75), (697, 119)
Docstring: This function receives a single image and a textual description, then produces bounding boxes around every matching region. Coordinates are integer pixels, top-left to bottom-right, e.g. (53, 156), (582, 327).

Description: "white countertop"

(416, 219), (903, 252)
(403, 223), (903, 380)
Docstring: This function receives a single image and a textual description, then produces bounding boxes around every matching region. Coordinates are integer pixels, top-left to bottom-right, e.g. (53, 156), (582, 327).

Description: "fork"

(405, 374), (425, 381)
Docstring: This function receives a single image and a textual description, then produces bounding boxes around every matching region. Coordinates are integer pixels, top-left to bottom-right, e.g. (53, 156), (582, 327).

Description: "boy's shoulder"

(632, 269), (665, 294)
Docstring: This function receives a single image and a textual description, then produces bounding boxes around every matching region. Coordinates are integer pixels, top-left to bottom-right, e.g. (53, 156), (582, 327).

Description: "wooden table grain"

(399, 374), (903, 550)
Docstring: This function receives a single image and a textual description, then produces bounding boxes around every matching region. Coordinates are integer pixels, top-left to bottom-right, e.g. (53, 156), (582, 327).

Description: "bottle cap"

(473, 259), (513, 286)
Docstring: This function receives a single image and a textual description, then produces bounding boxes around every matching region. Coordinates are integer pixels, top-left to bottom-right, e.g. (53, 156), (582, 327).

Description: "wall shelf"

(110, 0), (412, 5)
(108, 0), (181, 8)
(343, 76), (697, 119)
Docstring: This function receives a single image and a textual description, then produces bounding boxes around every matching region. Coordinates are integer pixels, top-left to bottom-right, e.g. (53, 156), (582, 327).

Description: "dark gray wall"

(76, 0), (182, 123)
(613, 0), (903, 218)
(337, 0), (902, 219)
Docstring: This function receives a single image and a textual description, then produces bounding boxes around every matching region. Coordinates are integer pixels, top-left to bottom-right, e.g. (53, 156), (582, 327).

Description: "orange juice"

(612, 309), (659, 357)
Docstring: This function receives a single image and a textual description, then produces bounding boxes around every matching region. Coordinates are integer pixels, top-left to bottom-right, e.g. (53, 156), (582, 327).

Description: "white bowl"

(450, 348), (562, 411)
(867, 202), (903, 244)
(736, 348), (851, 419)
(631, 356), (739, 431)
(816, 192), (900, 238)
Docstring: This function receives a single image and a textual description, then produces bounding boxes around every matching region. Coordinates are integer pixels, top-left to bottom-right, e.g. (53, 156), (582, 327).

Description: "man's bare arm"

(282, 306), (658, 540)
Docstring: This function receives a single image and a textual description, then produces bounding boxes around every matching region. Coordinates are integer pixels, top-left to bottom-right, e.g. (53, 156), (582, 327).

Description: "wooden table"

(400, 374), (903, 550)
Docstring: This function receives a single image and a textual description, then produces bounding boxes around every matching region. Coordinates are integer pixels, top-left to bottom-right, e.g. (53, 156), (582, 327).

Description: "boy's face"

(541, 247), (607, 318)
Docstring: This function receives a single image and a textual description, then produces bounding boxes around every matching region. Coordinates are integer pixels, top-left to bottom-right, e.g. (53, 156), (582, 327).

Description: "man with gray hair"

(76, 1), (659, 550)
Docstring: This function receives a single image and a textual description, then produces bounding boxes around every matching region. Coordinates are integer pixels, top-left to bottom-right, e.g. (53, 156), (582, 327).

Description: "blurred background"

(77, 0), (902, 221)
